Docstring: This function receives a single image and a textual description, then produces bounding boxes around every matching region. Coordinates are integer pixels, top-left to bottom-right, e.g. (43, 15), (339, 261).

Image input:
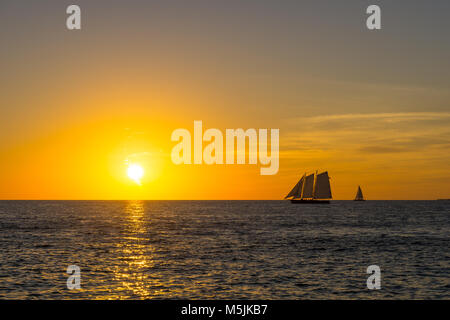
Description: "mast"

(312, 170), (318, 199)
(300, 172), (306, 199)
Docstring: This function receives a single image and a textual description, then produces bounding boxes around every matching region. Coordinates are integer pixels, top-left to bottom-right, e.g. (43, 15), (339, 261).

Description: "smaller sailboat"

(354, 186), (365, 201)
(285, 171), (332, 204)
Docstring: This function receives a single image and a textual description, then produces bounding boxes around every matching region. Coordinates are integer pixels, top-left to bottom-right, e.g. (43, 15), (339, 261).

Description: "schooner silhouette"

(285, 171), (332, 204)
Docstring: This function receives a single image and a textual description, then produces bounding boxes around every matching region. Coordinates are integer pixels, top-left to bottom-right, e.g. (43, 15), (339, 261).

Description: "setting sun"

(127, 164), (144, 185)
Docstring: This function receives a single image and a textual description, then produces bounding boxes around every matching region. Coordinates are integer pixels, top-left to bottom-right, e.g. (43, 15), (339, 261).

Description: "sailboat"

(285, 171), (332, 204)
(354, 186), (365, 201)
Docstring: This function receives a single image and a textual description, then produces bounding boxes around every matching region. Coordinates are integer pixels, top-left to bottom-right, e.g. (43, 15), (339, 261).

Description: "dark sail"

(285, 175), (304, 199)
(354, 186), (364, 201)
(302, 174), (315, 198)
(314, 171), (332, 199)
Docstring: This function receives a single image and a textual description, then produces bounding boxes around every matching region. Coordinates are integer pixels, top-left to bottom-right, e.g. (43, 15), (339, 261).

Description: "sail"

(284, 176), (304, 199)
(314, 171), (332, 199)
(355, 186), (364, 200)
(302, 174), (315, 198)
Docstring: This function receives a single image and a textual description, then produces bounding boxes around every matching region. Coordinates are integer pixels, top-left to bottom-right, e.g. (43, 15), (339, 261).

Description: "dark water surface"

(0, 200), (448, 299)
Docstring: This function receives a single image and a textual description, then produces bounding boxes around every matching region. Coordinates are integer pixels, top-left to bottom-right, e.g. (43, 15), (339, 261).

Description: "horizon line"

(0, 199), (446, 201)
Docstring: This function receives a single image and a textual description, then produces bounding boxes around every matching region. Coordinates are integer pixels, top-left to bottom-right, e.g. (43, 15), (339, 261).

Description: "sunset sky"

(1, 0), (449, 199)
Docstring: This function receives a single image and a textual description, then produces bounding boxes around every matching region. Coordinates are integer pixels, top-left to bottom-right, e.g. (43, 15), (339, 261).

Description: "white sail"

(284, 176), (304, 199)
(355, 186), (364, 200)
(314, 171), (332, 199)
(302, 173), (315, 198)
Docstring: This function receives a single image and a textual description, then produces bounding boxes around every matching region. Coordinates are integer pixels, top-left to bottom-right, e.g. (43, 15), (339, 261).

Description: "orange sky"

(1, 1), (449, 199)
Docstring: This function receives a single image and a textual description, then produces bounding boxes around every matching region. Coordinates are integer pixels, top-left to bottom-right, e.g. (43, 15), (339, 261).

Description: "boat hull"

(290, 199), (330, 204)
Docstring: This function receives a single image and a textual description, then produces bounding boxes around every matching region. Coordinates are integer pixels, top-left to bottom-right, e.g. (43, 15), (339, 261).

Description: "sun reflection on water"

(112, 200), (156, 298)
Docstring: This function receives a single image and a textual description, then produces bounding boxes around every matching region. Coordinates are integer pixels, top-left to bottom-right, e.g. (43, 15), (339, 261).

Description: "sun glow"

(127, 164), (144, 185)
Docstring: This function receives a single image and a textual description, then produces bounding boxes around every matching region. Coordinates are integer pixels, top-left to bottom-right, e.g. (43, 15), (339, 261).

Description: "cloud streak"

(295, 112), (450, 123)
(282, 111), (450, 156)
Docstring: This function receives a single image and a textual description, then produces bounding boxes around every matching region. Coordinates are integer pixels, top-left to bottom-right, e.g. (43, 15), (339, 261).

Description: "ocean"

(0, 200), (448, 299)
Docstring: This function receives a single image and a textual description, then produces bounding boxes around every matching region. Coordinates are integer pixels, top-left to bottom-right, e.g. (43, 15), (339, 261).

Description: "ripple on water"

(0, 200), (448, 299)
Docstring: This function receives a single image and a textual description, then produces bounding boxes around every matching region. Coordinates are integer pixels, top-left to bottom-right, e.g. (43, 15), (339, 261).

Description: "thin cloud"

(301, 112), (450, 123)
(282, 111), (450, 158)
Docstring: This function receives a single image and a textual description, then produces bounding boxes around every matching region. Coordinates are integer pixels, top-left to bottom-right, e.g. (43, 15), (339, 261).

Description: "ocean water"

(0, 200), (448, 299)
